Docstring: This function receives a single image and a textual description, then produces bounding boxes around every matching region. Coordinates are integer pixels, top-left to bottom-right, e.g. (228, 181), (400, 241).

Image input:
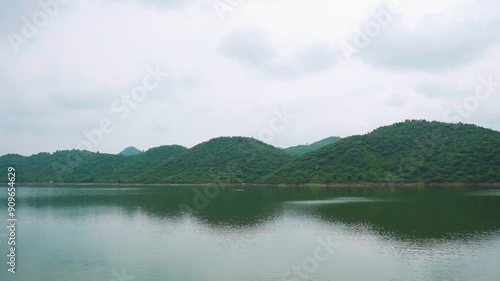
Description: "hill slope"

(137, 137), (292, 183)
(0, 150), (127, 183)
(284, 136), (341, 156)
(262, 120), (500, 184)
(113, 145), (189, 182)
(0, 138), (291, 184)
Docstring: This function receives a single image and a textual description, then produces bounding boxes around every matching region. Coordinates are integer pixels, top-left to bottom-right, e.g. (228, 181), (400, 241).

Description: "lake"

(1, 186), (500, 281)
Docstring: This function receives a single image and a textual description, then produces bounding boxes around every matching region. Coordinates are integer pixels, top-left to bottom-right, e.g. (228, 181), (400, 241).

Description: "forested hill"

(0, 137), (291, 184)
(262, 120), (500, 184)
(1, 120), (499, 184)
(135, 137), (291, 183)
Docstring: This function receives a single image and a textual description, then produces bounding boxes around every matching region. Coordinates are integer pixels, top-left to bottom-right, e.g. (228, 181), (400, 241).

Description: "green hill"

(1, 120), (499, 185)
(119, 146), (142, 156)
(0, 150), (127, 183)
(114, 145), (188, 182)
(262, 120), (500, 184)
(0, 137), (290, 184)
(284, 136), (341, 156)
(136, 137), (292, 183)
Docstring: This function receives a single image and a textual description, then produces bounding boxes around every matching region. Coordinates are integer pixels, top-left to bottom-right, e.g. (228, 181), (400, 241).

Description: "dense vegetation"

(136, 137), (291, 183)
(283, 136), (341, 156)
(0, 137), (290, 184)
(262, 120), (500, 184)
(0, 150), (126, 183)
(1, 120), (499, 184)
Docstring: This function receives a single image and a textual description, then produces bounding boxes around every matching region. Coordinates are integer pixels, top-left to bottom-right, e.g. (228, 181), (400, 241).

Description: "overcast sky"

(1, 0), (499, 156)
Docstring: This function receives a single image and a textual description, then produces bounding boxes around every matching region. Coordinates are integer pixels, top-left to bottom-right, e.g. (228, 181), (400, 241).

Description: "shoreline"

(12, 182), (500, 188)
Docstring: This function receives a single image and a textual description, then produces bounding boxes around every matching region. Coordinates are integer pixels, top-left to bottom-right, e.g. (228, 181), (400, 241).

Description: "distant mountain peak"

(284, 136), (342, 156)
(119, 146), (142, 156)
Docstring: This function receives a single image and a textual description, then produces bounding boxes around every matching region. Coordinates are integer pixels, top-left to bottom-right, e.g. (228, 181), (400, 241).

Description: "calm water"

(1, 186), (500, 281)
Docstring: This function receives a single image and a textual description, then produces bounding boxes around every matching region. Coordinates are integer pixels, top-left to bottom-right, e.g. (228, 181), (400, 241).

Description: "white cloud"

(0, 0), (499, 155)
(219, 26), (339, 79)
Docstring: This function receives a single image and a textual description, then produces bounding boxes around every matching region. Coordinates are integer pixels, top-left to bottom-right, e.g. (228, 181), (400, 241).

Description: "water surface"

(1, 186), (499, 281)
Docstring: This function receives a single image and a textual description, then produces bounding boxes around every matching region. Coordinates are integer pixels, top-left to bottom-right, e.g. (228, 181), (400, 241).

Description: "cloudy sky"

(1, 0), (499, 156)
